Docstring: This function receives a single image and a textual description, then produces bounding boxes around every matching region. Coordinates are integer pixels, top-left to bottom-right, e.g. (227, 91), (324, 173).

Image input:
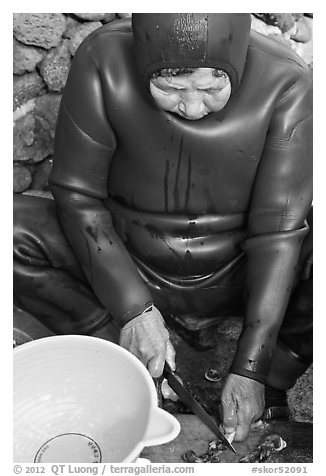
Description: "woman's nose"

(179, 95), (206, 119)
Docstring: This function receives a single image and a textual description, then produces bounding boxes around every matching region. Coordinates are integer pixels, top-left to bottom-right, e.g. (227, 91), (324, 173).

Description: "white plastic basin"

(13, 335), (180, 462)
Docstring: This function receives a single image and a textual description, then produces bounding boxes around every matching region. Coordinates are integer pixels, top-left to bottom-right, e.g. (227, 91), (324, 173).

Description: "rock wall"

(13, 13), (313, 194)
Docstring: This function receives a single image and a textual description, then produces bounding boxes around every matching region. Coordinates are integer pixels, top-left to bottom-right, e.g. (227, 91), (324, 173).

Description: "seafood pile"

(182, 440), (226, 463)
(239, 434), (287, 463)
(182, 434), (287, 463)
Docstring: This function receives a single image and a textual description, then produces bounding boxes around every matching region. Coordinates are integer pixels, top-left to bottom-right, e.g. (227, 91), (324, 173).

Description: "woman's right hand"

(119, 304), (176, 378)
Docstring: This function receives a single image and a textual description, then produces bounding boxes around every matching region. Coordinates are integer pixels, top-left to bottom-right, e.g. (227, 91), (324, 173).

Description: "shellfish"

(239, 434), (287, 463)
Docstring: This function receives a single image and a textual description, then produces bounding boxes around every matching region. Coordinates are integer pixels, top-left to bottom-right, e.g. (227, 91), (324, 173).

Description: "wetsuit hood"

(132, 13), (251, 93)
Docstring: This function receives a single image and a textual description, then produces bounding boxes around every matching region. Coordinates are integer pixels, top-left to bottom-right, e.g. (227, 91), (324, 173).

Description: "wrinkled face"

(149, 67), (231, 120)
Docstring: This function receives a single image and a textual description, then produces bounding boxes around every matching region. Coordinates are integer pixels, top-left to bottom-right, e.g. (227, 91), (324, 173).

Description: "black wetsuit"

(14, 14), (312, 388)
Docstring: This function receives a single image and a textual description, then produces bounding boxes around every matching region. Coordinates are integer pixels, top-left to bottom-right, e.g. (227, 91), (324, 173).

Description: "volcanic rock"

(13, 72), (45, 110)
(13, 164), (33, 192)
(31, 158), (53, 190)
(39, 40), (71, 92)
(13, 112), (54, 163)
(73, 13), (115, 22)
(13, 13), (67, 50)
(13, 39), (44, 75)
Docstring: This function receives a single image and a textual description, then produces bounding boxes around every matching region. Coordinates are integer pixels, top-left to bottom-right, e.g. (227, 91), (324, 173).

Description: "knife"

(163, 363), (237, 454)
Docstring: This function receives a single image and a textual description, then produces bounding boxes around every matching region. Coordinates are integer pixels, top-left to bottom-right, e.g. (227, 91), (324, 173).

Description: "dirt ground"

(148, 315), (313, 463)
(14, 307), (313, 462)
(164, 316), (313, 423)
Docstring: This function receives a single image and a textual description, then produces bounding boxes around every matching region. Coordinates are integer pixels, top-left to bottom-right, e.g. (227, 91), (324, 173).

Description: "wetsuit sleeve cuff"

(114, 301), (153, 329)
(229, 366), (267, 385)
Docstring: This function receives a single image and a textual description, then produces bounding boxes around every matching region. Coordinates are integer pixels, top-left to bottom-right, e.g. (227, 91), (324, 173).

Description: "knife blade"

(163, 363), (237, 453)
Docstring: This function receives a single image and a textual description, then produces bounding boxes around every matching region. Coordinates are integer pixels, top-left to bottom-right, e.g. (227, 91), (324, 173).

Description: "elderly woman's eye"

(163, 87), (184, 93)
(204, 88), (222, 94)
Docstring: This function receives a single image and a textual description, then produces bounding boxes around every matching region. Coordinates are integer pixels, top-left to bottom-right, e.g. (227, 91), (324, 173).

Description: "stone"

(252, 13), (278, 25)
(293, 44), (313, 69)
(253, 13), (295, 33)
(103, 14), (117, 23)
(251, 15), (313, 67)
(250, 16), (283, 39)
(34, 93), (62, 136)
(288, 366), (313, 423)
(13, 112), (54, 163)
(268, 34), (295, 51)
(13, 39), (44, 75)
(72, 13), (109, 21)
(13, 113), (35, 154)
(117, 13), (132, 19)
(290, 17), (312, 43)
(31, 157), (53, 190)
(13, 164), (32, 192)
(68, 21), (103, 56)
(13, 13), (67, 50)
(13, 72), (45, 110)
(63, 16), (82, 39)
(32, 112), (56, 160)
(272, 14), (296, 33)
(293, 13), (304, 21)
(13, 94), (61, 172)
(292, 21), (313, 68)
(39, 40), (71, 92)
(13, 98), (36, 123)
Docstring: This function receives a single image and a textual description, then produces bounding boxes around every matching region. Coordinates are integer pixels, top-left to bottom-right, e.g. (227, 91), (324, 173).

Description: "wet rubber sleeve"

(230, 72), (313, 384)
(49, 39), (153, 327)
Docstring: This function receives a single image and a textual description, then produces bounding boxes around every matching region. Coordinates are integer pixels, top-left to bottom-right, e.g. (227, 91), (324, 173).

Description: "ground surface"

(155, 316), (313, 463)
(164, 316), (313, 424)
(14, 307), (313, 463)
(142, 415), (313, 463)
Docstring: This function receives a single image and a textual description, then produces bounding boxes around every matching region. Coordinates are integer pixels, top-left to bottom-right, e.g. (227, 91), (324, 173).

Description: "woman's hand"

(221, 373), (265, 441)
(119, 305), (176, 377)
